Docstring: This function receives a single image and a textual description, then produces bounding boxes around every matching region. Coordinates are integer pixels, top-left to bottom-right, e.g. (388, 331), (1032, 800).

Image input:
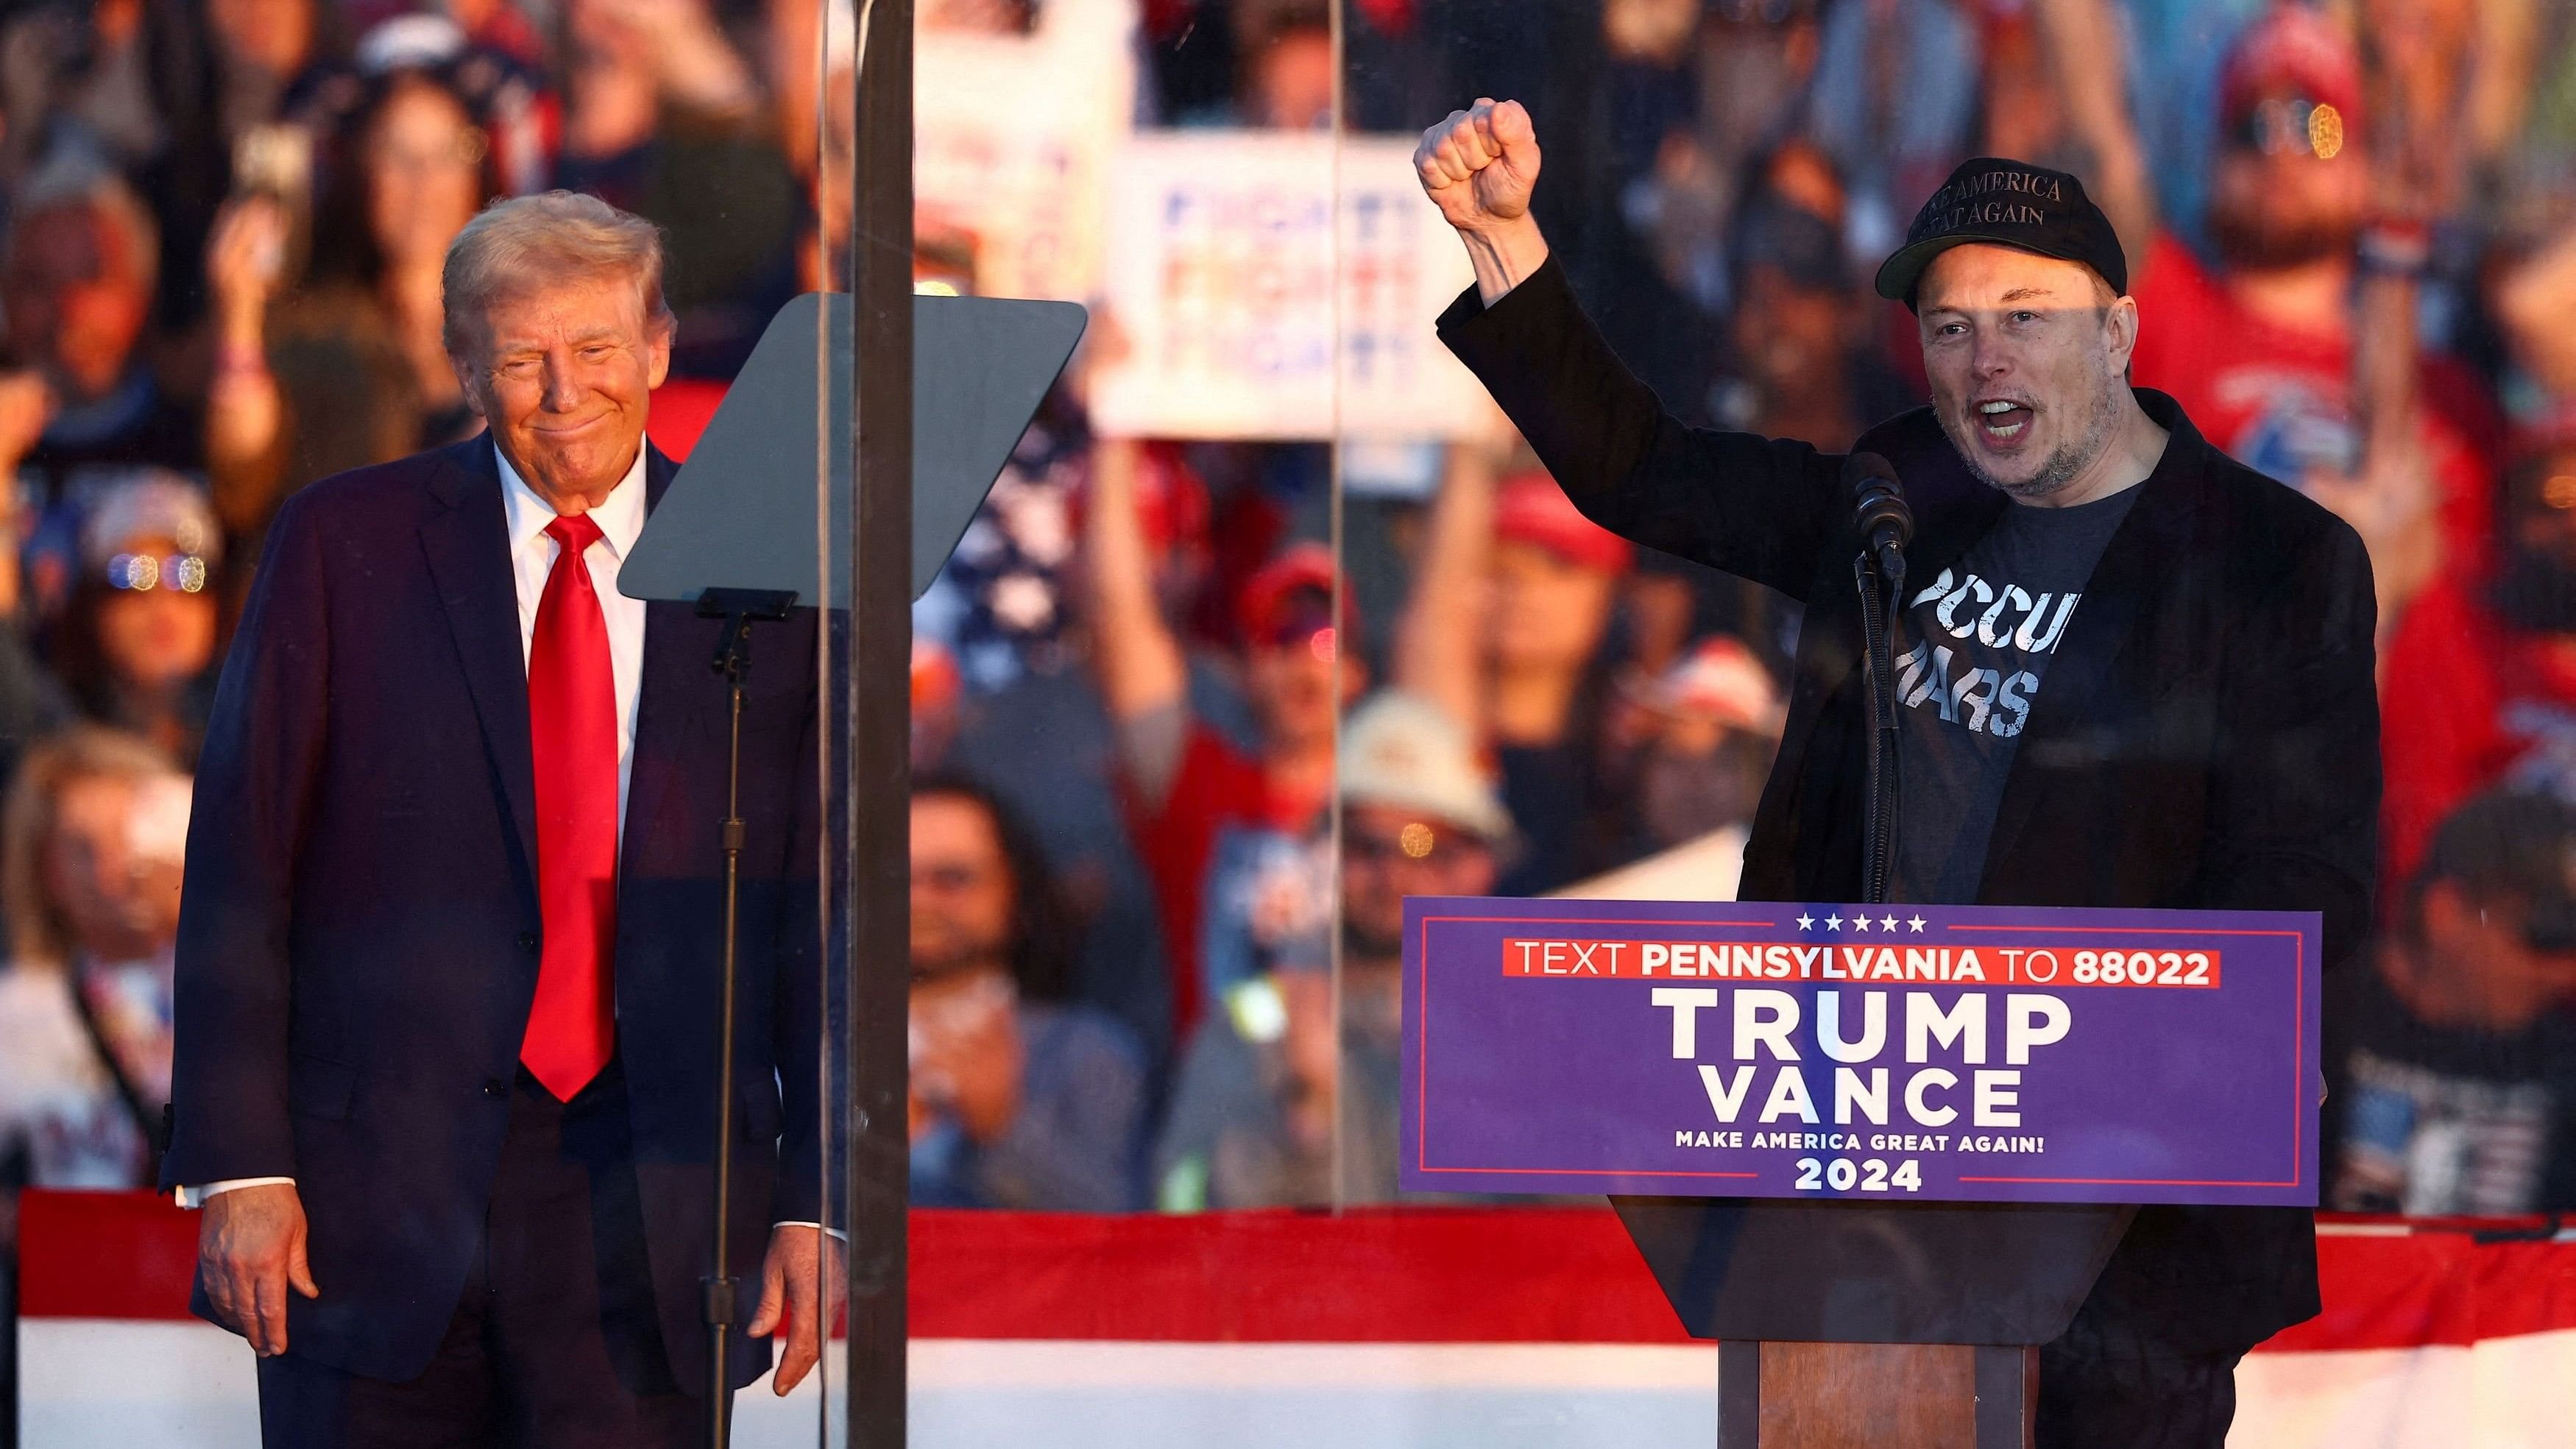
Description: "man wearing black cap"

(1415, 99), (2379, 1446)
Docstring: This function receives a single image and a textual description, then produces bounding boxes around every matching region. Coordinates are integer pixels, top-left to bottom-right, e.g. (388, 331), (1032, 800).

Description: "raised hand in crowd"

(573, 0), (760, 128)
(1391, 436), (1498, 743)
(203, 197), (289, 486)
(1083, 437), (1186, 732)
(909, 970), (1027, 1147)
(1414, 98), (1549, 305)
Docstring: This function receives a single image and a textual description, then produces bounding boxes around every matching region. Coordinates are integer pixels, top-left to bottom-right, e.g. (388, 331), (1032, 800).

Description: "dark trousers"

(257, 1066), (715, 1448)
(2037, 1306), (2243, 1449)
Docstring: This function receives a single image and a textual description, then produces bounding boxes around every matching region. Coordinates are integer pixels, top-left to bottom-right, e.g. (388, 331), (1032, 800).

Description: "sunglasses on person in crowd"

(1256, 592), (1339, 653)
(105, 553), (211, 593)
(2229, 96), (2346, 160)
(1345, 822), (1451, 865)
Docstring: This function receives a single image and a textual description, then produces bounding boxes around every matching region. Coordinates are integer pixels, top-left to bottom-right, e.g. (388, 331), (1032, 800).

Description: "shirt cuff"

(175, 1177), (295, 1209)
(772, 1220), (850, 1243)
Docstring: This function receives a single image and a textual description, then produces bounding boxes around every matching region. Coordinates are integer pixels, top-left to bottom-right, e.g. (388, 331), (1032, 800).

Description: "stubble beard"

(1943, 366), (2126, 504)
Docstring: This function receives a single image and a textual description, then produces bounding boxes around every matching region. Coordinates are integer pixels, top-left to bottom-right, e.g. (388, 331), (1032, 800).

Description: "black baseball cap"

(2420, 790), (2576, 952)
(1873, 157), (2129, 308)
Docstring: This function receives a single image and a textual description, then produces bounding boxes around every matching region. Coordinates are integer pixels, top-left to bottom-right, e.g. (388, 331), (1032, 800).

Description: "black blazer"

(163, 437), (824, 1388)
(1441, 258), (2379, 1355)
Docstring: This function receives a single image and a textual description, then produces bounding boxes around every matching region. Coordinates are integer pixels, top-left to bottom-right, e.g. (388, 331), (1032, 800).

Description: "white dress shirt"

(499, 444), (650, 837)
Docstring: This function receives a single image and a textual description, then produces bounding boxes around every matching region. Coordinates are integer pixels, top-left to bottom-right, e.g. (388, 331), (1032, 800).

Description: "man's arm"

(1418, 100), (1845, 603)
(166, 486), (331, 1184)
(1391, 442), (1497, 737)
(2198, 515), (2381, 972)
(1084, 438), (1193, 807)
(164, 486), (336, 1352)
(746, 648), (844, 1395)
(2031, 0), (2156, 267)
(1413, 98), (1552, 306)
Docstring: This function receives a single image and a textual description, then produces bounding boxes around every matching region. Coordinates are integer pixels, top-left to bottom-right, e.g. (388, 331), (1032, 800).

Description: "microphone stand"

(1855, 546), (1906, 907)
(696, 585), (796, 1449)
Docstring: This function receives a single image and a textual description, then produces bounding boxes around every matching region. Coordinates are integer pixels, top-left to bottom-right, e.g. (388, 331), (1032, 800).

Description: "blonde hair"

(1, 726), (182, 968)
(439, 191), (674, 358)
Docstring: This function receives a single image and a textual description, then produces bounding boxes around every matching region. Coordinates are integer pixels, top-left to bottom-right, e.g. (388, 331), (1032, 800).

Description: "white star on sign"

(1796, 914), (1816, 931)
(1825, 914), (1844, 931)
(1908, 915), (1927, 932)
(1851, 913), (1872, 931)
(1883, 915), (1900, 932)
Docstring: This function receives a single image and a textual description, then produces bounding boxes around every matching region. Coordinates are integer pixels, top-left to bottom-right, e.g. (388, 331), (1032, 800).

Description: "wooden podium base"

(1715, 1342), (2037, 1449)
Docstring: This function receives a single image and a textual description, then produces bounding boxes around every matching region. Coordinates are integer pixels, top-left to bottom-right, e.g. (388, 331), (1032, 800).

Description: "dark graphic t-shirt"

(1894, 484), (2141, 903)
(2323, 960), (2576, 1214)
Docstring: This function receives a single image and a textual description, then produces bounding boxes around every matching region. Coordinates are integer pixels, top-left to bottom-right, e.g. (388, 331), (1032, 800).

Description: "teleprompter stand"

(694, 585), (796, 1449)
(1609, 505), (2135, 1448)
(619, 290), (1086, 1447)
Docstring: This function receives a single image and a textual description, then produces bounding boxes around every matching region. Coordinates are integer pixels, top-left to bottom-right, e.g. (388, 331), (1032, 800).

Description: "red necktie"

(521, 512), (618, 1100)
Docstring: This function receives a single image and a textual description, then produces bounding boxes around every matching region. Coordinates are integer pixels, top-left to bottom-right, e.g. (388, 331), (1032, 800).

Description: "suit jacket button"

(517, 931), (539, 952)
(483, 1079), (507, 1099)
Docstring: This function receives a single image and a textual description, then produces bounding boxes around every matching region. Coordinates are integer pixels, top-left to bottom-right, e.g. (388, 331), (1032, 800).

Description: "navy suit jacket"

(163, 437), (824, 1389)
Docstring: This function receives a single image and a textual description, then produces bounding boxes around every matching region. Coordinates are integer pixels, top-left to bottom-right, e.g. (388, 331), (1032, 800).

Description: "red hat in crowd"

(910, 638), (961, 717)
(1652, 637), (1786, 737)
(1236, 542), (1356, 650)
(2219, 4), (2364, 138)
(1494, 472), (1635, 574)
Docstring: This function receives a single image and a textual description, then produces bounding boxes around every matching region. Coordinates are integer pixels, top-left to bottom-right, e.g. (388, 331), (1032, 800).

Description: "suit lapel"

(418, 440), (541, 881)
(620, 447), (701, 874)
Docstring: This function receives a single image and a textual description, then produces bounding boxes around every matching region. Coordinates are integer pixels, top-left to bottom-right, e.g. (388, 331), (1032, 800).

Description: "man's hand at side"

(199, 1182), (319, 1356)
(1412, 98), (1550, 305)
(748, 1224), (846, 1395)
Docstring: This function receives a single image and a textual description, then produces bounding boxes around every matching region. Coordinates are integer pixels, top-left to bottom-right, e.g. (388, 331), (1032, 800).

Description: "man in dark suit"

(1415, 103), (2379, 1448)
(161, 191), (837, 1445)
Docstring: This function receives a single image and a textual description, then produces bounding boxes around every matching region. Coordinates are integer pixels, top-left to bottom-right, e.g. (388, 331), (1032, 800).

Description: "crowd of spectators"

(2, 0), (2576, 1423)
(920, 0), (2576, 1223)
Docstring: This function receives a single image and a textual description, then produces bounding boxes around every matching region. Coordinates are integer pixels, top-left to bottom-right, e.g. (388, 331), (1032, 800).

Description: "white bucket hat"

(1339, 690), (1513, 844)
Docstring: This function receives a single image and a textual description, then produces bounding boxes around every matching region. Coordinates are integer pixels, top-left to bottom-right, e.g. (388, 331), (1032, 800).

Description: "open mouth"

(1975, 399), (2032, 443)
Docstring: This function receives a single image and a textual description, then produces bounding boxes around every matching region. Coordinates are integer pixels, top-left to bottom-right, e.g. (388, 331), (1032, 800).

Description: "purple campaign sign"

(1400, 898), (2321, 1207)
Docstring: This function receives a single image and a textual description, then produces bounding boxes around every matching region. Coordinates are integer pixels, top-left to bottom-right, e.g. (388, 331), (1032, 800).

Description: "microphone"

(1844, 451), (1912, 593)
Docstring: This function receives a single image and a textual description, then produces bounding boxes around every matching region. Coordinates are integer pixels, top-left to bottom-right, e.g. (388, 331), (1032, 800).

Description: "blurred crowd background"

(4, 0), (2576, 1428)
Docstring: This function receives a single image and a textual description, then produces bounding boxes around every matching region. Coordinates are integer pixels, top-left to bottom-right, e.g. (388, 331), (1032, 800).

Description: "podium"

(1613, 1197), (2134, 1447)
(1399, 896), (2324, 1449)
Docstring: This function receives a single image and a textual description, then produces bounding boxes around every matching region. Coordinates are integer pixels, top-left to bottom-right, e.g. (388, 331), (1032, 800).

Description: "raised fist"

(1414, 98), (1542, 234)
(205, 197), (289, 324)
